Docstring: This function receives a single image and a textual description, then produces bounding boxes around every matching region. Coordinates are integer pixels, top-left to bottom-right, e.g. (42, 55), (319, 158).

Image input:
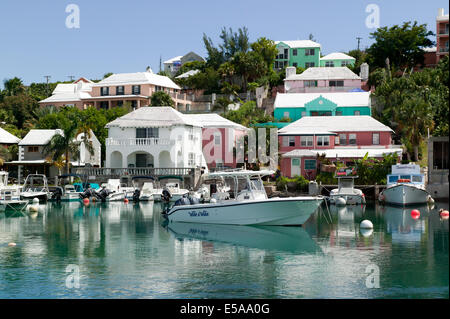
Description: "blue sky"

(0, 0), (448, 88)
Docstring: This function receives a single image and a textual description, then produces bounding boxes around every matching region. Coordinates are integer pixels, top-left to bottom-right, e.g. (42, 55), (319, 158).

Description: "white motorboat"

(130, 176), (159, 201)
(379, 164), (432, 206)
(96, 179), (128, 201)
(156, 176), (189, 203)
(329, 168), (365, 205)
(20, 174), (51, 202)
(0, 172), (28, 212)
(163, 170), (323, 226)
(49, 174), (85, 202)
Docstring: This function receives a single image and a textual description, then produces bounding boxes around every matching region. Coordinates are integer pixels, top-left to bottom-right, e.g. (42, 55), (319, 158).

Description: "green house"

(319, 52), (356, 67)
(274, 92), (371, 121)
(274, 40), (321, 70)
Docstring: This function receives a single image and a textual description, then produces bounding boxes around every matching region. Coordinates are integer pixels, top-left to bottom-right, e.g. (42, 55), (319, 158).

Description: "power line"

(44, 75), (51, 97)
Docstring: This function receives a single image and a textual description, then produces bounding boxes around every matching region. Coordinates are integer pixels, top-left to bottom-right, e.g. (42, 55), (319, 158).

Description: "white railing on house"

(106, 138), (176, 146)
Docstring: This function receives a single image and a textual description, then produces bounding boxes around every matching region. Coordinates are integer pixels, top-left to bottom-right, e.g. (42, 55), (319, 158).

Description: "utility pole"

(159, 56), (162, 73)
(67, 75), (75, 82)
(356, 37), (362, 51)
(44, 75), (51, 97)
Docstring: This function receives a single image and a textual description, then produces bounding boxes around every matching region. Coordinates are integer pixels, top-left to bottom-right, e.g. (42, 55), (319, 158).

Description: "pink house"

(185, 114), (248, 169)
(278, 116), (402, 178)
(39, 70), (191, 110)
(284, 67), (364, 93)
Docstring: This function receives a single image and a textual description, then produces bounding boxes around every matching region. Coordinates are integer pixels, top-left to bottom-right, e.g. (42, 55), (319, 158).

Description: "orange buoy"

(83, 198), (90, 205)
(439, 209), (449, 219)
(124, 198), (129, 203)
(411, 209), (420, 219)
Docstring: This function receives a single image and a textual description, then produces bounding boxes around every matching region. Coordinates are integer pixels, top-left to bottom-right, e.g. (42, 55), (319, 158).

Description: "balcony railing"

(438, 29), (449, 35)
(439, 47), (449, 53)
(72, 167), (197, 178)
(106, 138), (176, 146)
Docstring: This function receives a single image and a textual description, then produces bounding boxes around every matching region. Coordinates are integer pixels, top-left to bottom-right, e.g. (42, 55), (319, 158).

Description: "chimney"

(285, 67), (296, 79)
(438, 8), (444, 17)
(360, 63), (369, 81)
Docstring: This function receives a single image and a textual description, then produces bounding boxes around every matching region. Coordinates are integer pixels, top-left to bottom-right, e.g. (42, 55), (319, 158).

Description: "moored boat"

(163, 170), (323, 226)
(379, 164), (432, 206)
(329, 167), (366, 205)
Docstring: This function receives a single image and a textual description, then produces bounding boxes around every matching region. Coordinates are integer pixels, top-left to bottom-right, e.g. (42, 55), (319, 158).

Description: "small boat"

(49, 174), (85, 202)
(329, 167), (365, 205)
(156, 176), (189, 203)
(0, 172), (28, 212)
(95, 179), (128, 202)
(20, 174), (51, 202)
(379, 164), (432, 206)
(163, 170), (323, 226)
(130, 176), (159, 201)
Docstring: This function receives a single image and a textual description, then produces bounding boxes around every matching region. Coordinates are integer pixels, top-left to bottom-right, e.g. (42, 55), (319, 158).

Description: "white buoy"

(427, 195), (435, 205)
(336, 197), (346, 206)
(28, 205), (39, 212)
(32, 198), (40, 204)
(210, 198), (217, 203)
(360, 220), (373, 229)
(8, 242), (17, 247)
(360, 228), (373, 237)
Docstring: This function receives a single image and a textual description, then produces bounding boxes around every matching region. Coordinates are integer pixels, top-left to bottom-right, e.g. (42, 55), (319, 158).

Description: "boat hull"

(20, 193), (48, 202)
(165, 197), (323, 226)
(381, 184), (429, 206)
(330, 194), (366, 205)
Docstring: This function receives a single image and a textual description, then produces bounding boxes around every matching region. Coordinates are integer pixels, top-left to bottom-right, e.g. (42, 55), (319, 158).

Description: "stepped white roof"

(175, 69), (200, 79)
(19, 129), (62, 146)
(94, 72), (181, 90)
(163, 56), (183, 64)
(184, 113), (247, 130)
(106, 107), (200, 128)
(274, 92), (370, 108)
(279, 116), (393, 135)
(285, 67), (360, 81)
(40, 80), (93, 103)
(320, 52), (356, 61)
(0, 127), (21, 144)
(282, 147), (402, 158)
(276, 40), (321, 48)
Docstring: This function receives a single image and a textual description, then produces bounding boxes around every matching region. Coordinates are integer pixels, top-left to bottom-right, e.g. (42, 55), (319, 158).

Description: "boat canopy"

(132, 175), (155, 180)
(158, 175), (183, 181)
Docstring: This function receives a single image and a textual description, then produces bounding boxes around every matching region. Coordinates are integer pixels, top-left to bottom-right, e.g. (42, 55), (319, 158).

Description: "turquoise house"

(274, 40), (321, 69)
(274, 92), (371, 121)
(319, 52), (356, 67)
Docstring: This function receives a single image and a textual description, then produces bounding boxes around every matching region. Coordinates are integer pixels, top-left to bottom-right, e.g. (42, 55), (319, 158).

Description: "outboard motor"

(79, 187), (93, 199)
(51, 187), (63, 202)
(95, 187), (112, 202)
(132, 189), (141, 202)
(174, 194), (190, 206)
(161, 189), (172, 203)
(188, 195), (200, 205)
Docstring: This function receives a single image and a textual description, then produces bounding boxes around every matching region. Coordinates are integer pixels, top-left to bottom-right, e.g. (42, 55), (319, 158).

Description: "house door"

(291, 158), (301, 177)
(136, 154), (147, 167)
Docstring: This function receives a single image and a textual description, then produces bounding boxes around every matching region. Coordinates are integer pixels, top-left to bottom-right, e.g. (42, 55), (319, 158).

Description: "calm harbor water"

(0, 200), (448, 299)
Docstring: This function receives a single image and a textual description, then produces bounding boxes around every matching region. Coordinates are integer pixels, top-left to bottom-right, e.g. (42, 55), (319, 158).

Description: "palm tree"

(3, 77), (25, 96)
(42, 120), (80, 174)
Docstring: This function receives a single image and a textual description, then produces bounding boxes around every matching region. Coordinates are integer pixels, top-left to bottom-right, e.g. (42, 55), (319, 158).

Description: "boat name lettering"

(188, 210), (209, 217)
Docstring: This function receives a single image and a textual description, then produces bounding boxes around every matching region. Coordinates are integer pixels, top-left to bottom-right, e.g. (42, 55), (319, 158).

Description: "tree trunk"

(413, 145), (419, 162)
(65, 150), (70, 174)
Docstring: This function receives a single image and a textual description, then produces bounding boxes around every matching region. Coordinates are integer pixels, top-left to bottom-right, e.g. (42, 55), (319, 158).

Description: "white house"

(0, 127), (21, 146)
(105, 107), (206, 169)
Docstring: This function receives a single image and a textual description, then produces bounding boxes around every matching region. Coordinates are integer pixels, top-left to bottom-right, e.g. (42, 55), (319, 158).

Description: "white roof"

(94, 72), (181, 90)
(106, 107), (200, 128)
(163, 56), (183, 64)
(19, 129), (62, 146)
(279, 116), (393, 135)
(274, 92), (370, 108)
(285, 67), (360, 81)
(276, 40), (321, 48)
(175, 69), (200, 79)
(424, 47), (437, 53)
(40, 81), (93, 103)
(283, 148), (402, 158)
(0, 127), (21, 144)
(320, 52), (356, 61)
(184, 113), (247, 130)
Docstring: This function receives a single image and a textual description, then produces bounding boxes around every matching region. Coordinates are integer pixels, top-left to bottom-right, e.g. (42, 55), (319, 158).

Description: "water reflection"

(166, 222), (321, 254)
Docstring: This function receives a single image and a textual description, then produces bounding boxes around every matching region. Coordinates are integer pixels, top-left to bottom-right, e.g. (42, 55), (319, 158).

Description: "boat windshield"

(248, 178), (265, 192)
(411, 175), (423, 183)
(388, 175), (399, 183)
(400, 175), (411, 180)
(339, 178), (354, 189)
